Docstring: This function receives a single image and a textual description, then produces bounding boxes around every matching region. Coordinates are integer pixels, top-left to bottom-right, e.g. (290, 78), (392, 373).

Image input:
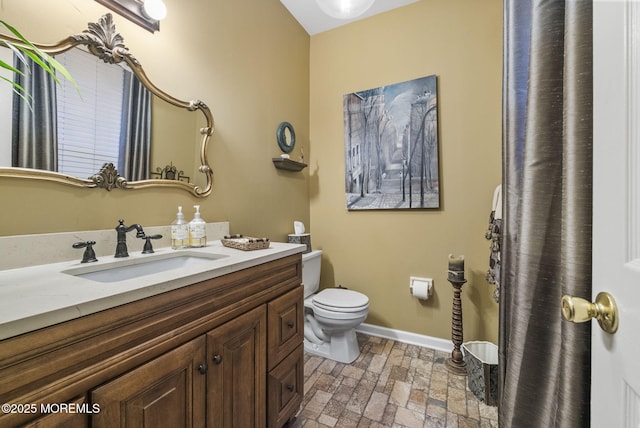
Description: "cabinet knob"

(213, 354), (223, 364)
(286, 384), (295, 392)
(198, 363), (208, 374)
(287, 322), (294, 329)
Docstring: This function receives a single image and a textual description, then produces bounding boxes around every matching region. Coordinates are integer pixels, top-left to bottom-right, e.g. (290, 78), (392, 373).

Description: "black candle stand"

(445, 276), (468, 375)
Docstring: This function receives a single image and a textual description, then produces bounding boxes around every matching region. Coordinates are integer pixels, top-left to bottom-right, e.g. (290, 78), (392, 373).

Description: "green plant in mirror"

(0, 20), (76, 108)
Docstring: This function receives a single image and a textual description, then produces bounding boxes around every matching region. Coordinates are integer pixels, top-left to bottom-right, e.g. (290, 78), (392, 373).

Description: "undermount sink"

(63, 251), (229, 283)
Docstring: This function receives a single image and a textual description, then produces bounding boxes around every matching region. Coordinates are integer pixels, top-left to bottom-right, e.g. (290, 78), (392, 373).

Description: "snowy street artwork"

(344, 75), (439, 210)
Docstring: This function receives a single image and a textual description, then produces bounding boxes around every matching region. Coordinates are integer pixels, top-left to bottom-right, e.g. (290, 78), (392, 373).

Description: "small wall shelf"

(272, 158), (307, 172)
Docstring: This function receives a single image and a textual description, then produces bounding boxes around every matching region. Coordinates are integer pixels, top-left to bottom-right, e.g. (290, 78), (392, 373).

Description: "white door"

(592, 1), (640, 426)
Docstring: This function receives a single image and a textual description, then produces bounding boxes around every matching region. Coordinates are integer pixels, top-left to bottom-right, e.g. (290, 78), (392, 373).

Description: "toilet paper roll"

(410, 277), (432, 300)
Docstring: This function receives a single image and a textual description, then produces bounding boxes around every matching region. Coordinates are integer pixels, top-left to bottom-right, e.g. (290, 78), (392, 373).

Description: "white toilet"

(302, 250), (369, 363)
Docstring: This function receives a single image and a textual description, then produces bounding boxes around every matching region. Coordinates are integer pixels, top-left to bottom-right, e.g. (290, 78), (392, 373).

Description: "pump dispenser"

(171, 206), (188, 249)
(189, 205), (207, 247)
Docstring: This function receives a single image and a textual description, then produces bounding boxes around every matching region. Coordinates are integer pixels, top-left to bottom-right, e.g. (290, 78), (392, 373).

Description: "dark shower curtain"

(500, 0), (592, 427)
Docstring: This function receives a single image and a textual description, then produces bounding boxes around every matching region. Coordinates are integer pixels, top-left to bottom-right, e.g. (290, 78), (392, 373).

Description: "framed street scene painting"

(344, 75), (439, 210)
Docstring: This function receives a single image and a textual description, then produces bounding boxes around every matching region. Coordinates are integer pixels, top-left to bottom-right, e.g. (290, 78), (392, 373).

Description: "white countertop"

(0, 241), (306, 340)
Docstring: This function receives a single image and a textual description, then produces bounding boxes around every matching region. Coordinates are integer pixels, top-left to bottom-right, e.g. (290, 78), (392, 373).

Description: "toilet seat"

(312, 288), (369, 313)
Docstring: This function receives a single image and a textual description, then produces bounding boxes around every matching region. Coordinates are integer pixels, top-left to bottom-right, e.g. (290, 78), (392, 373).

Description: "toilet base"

(303, 328), (360, 363)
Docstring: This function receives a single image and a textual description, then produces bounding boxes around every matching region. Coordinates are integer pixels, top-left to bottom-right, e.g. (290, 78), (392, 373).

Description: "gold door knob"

(561, 291), (619, 334)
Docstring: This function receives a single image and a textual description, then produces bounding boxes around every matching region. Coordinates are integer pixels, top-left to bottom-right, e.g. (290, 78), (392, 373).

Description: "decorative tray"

(221, 234), (270, 251)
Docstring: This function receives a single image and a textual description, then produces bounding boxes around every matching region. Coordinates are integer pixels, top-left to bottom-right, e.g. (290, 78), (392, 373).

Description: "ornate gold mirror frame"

(0, 14), (214, 197)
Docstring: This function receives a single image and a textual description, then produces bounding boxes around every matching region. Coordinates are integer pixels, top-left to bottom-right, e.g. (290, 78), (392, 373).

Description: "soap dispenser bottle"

(171, 206), (189, 249)
(189, 205), (207, 247)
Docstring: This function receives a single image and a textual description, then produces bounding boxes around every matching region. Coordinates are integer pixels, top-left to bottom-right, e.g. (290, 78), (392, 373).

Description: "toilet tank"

(301, 250), (322, 298)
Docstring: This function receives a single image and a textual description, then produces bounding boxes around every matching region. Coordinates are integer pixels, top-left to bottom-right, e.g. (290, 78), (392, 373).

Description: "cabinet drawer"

(267, 345), (303, 428)
(267, 285), (303, 370)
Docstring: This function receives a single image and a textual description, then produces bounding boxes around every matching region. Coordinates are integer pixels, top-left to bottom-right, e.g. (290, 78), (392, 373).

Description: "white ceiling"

(279, 0), (419, 35)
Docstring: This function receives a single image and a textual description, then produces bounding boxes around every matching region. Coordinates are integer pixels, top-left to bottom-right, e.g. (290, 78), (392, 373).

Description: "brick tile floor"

(291, 334), (498, 428)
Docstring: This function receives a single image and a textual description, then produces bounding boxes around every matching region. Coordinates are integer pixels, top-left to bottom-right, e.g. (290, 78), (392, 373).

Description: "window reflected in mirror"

(56, 48), (130, 179)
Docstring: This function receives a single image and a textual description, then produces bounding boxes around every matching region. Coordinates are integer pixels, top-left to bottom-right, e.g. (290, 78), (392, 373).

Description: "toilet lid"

(313, 288), (369, 312)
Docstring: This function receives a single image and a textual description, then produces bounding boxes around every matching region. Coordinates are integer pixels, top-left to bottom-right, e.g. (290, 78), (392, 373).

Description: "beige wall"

(309, 0), (502, 343)
(1, 0), (501, 344)
(0, 0), (310, 240)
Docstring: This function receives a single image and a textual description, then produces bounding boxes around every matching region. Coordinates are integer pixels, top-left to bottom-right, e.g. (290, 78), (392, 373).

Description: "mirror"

(0, 14), (214, 197)
(276, 121), (296, 153)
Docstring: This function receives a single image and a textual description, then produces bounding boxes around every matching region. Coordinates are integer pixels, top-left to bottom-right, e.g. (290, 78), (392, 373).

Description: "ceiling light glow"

(315, 0), (375, 20)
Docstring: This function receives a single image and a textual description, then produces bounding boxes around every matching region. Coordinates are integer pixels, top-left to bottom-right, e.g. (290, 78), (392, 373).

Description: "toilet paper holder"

(410, 276), (433, 299)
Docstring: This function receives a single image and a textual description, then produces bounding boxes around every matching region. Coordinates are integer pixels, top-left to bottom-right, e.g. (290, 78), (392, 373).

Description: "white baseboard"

(355, 323), (454, 354)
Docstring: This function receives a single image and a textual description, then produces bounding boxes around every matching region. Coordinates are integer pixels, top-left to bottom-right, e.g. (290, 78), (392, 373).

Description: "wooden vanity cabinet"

(0, 254), (303, 428)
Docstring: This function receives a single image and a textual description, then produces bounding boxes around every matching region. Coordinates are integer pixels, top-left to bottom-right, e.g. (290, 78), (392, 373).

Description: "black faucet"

(115, 219), (145, 258)
(140, 234), (163, 254)
(72, 241), (98, 263)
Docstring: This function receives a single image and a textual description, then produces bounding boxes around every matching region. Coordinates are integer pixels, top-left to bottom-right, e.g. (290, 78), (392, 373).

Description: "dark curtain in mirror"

(11, 56), (58, 171)
(119, 71), (151, 181)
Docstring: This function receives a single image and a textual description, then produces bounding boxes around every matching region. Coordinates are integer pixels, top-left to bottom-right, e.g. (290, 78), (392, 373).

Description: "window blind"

(56, 49), (125, 178)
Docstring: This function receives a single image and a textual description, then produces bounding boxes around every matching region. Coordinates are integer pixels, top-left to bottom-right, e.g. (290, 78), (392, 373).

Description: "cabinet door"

(91, 336), (206, 428)
(207, 306), (266, 428)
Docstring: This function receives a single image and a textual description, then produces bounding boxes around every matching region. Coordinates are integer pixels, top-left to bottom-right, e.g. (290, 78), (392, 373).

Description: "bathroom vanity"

(0, 242), (305, 428)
